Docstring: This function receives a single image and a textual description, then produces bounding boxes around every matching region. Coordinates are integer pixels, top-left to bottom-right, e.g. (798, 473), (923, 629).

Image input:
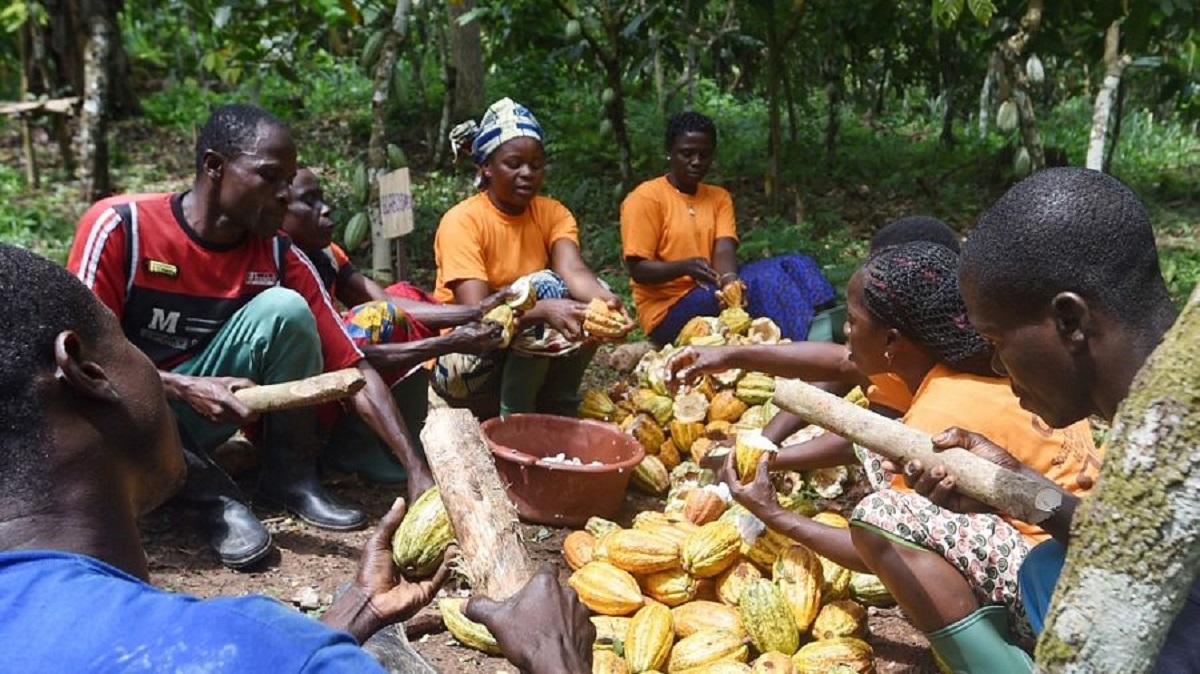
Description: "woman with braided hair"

(713, 242), (1101, 673)
(620, 111), (836, 345)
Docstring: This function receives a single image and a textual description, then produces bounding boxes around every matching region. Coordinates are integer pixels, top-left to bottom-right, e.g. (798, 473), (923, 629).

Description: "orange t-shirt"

(620, 176), (738, 333)
(866, 373), (913, 415)
(898, 363), (1103, 543)
(434, 193), (579, 303)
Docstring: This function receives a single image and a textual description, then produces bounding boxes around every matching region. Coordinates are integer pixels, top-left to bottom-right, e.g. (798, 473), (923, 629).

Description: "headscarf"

(860, 241), (992, 370)
(447, 97), (544, 165)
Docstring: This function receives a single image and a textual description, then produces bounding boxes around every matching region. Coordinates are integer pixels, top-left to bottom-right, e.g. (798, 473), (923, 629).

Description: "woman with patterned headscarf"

(432, 98), (633, 418)
(713, 242), (1101, 673)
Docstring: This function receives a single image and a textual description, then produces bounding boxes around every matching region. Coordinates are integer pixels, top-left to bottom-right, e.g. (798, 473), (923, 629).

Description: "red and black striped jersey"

(67, 192), (362, 372)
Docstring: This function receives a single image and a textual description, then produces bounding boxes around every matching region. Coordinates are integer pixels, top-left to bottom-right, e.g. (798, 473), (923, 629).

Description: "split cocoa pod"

(585, 297), (627, 339)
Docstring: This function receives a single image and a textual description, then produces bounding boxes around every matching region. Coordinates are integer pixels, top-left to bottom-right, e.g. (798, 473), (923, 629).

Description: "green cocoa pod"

(565, 19), (581, 40)
(997, 100), (1019, 133)
(387, 143), (407, 169)
(1025, 54), (1045, 85)
(599, 118), (613, 137)
(353, 162), (369, 204)
(601, 87), (616, 106)
(1013, 146), (1032, 178)
(343, 212), (369, 251)
(390, 487), (455, 577)
(361, 29), (388, 71)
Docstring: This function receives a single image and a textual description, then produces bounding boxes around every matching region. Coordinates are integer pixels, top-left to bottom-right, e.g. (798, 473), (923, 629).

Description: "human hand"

(465, 564), (594, 674)
(665, 346), (726, 392)
(320, 497), (454, 643)
(451, 322), (506, 355)
(536, 298), (589, 342)
(890, 427), (1022, 514)
(585, 296), (636, 342)
(478, 285), (515, 315)
(679, 257), (720, 286)
(716, 449), (779, 520)
(183, 375), (259, 425)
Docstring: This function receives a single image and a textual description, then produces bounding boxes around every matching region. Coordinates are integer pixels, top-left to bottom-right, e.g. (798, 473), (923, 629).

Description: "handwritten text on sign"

(378, 168), (413, 238)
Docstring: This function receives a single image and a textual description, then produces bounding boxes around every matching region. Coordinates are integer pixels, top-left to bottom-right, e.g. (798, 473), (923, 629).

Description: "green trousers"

(322, 369), (430, 483)
(170, 287), (323, 453)
(499, 344), (598, 417)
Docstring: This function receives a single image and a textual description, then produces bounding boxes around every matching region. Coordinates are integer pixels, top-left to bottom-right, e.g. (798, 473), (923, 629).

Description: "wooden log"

(421, 408), (537, 600)
(233, 368), (365, 412)
(772, 378), (1062, 524)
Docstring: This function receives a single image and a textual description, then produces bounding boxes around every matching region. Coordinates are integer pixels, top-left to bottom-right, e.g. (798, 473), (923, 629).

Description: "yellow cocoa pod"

(678, 316), (720, 346)
(670, 420), (706, 454)
(483, 304), (516, 348)
(633, 388), (676, 425)
(633, 455), (671, 495)
(736, 405), (771, 430)
(636, 522), (693, 548)
(772, 545), (824, 633)
(585, 297), (627, 339)
(592, 615), (633, 650)
(811, 512), (849, 528)
(628, 413), (667, 455)
(581, 388), (620, 421)
(668, 630), (750, 672)
(569, 561), (645, 616)
(735, 372), (776, 406)
(676, 663), (752, 674)
(791, 637), (873, 673)
(689, 331), (726, 346)
(738, 579), (800, 657)
(671, 601), (746, 639)
(751, 652), (796, 673)
(684, 489), (728, 525)
(695, 376), (718, 400)
(741, 529), (792, 569)
(719, 307), (753, 335)
(716, 279), (747, 309)
(659, 437), (683, 470)
(641, 567), (698, 607)
(625, 602), (674, 673)
(708, 391), (749, 423)
(634, 511), (674, 529)
(390, 487), (454, 578)
(607, 529), (681, 574)
(587, 516), (624, 539)
(818, 556), (853, 602)
(682, 520), (742, 578)
(439, 598), (501, 655)
(849, 572), (895, 607)
(595, 648), (631, 673)
(811, 599), (868, 640)
(734, 430), (777, 484)
(716, 559), (763, 606)
(564, 530), (597, 571)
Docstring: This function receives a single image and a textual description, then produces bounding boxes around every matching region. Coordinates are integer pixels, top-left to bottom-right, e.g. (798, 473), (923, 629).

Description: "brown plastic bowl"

(481, 413), (646, 527)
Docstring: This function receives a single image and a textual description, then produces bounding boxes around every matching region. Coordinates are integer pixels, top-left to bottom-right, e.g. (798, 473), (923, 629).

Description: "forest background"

(2, 0), (1198, 329)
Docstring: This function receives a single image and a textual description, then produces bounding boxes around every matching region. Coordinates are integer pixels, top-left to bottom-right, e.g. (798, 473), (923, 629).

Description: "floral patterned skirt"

(850, 445), (1035, 647)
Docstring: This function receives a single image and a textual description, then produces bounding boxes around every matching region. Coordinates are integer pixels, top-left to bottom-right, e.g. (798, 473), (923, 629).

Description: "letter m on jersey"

(149, 307), (181, 334)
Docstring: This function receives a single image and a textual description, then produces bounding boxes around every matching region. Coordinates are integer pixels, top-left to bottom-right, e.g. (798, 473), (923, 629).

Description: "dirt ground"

(144, 463), (938, 673)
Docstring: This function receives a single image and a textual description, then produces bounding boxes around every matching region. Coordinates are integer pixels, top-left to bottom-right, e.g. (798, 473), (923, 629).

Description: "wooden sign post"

(378, 168), (413, 280)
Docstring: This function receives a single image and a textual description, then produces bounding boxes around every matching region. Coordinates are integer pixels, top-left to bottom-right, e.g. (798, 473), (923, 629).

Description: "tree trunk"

(604, 61), (634, 192)
(433, 13), (454, 168)
(652, 28), (665, 115)
(999, 0), (1045, 170)
(1035, 285), (1200, 671)
(764, 16), (782, 202)
(978, 52), (999, 137)
(421, 408), (537, 599)
(1086, 20), (1132, 171)
(938, 30), (957, 146)
(77, 0), (113, 201)
(447, 0), (484, 122)
(1104, 78), (1126, 173)
(367, 0), (412, 283)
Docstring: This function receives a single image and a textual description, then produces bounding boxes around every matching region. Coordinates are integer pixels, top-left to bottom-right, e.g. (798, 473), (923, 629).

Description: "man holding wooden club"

(66, 103), (433, 569)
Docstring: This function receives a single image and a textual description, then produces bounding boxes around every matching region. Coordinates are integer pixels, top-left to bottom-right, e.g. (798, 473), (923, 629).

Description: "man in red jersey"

(67, 104), (430, 569)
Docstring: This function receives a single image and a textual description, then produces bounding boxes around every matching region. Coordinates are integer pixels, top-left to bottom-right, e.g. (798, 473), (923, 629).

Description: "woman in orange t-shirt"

(432, 98), (632, 418)
(713, 242), (1100, 671)
(620, 111), (835, 345)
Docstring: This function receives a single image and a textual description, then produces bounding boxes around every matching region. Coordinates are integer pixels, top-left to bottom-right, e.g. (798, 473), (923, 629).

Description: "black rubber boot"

(256, 407), (366, 531)
(175, 440), (273, 569)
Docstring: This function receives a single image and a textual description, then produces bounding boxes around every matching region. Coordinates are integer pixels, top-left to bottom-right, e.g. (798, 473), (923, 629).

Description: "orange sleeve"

(544, 198), (580, 246)
(435, 206), (488, 288)
(620, 188), (665, 259)
(714, 188), (738, 241)
(329, 243), (351, 268)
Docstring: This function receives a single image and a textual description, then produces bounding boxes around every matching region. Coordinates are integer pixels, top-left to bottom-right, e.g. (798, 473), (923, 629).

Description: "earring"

(884, 351), (894, 366)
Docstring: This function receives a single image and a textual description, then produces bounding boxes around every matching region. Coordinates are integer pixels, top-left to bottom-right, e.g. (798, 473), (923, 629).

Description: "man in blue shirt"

(0, 243), (594, 672)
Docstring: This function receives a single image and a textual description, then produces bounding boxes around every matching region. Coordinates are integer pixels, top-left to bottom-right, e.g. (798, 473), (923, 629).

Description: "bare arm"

(712, 237), (738, 280)
(361, 324), (502, 373)
(346, 361), (435, 501)
(341, 270), (485, 330)
(666, 343), (864, 389)
(626, 256), (717, 286)
(550, 239), (617, 303)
